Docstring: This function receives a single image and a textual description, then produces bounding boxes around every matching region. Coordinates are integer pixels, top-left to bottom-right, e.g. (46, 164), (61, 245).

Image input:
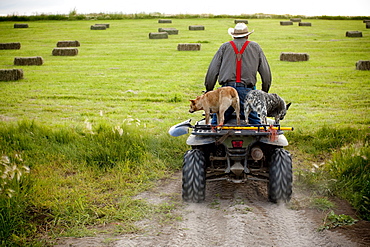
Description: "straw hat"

(228, 23), (254, 38)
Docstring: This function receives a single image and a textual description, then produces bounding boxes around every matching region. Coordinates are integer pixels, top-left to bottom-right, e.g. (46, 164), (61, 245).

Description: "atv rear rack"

(191, 124), (294, 137)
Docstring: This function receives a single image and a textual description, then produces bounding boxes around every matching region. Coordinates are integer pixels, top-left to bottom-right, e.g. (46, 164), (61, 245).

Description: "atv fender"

(260, 134), (288, 146)
(186, 134), (215, 146)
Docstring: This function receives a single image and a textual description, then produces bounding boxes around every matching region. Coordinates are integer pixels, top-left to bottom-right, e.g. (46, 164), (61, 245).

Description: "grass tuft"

(0, 120), (186, 245)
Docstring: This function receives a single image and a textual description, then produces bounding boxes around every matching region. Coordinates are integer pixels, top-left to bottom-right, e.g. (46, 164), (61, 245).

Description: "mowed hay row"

(346, 31), (363, 37)
(177, 43), (201, 51)
(14, 56), (43, 66)
(280, 52), (309, 62)
(234, 19), (248, 24)
(158, 28), (179, 35)
(0, 69), (23, 81)
(0, 42), (21, 50)
(91, 25), (106, 30)
(280, 21), (293, 26)
(299, 22), (312, 26)
(356, 60), (370, 70)
(52, 48), (78, 56)
(149, 32), (168, 39)
(158, 19), (172, 23)
(189, 25), (205, 30)
(14, 23), (28, 28)
(57, 40), (80, 47)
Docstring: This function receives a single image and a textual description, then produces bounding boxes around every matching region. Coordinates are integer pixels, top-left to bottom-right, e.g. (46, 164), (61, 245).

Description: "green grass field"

(1, 19), (369, 130)
(0, 18), (369, 245)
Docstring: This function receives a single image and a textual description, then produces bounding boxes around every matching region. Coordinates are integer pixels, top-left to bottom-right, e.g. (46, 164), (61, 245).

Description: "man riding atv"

(204, 22), (271, 125)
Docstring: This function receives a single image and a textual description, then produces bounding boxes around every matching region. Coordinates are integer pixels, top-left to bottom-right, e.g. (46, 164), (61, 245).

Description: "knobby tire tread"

(268, 148), (293, 203)
(182, 149), (206, 203)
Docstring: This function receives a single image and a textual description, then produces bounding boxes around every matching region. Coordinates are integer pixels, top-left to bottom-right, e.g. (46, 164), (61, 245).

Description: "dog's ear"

(286, 102), (292, 110)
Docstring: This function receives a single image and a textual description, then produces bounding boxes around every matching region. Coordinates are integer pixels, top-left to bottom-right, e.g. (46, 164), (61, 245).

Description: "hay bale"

(52, 48), (78, 56)
(346, 31), (362, 37)
(356, 60), (370, 70)
(57, 40), (80, 47)
(158, 28), (178, 35)
(90, 25), (106, 30)
(158, 19), (172, 23)
(234, 19), (248, 24)
(177, 43), (201, 51)
(299, 22), (312, 26)
(290, 18), (301, 22)
(96, 23), (110, 28)
(0, 42), (21, 50)
(280, 52), (309, 62)
(189, 25), (205, 30)
(366, 23), (370, 29)
(149, 32), (168, 39)
(280, 21), (293, 26)
(0, 69), (23, 81)
(14, 56), (43, 66)
(363, 20), (370, 23)
(14, 23), (28, 28)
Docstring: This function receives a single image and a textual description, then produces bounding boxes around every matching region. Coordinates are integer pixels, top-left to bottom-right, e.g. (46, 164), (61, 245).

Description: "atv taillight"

(232, 140), (243, 148)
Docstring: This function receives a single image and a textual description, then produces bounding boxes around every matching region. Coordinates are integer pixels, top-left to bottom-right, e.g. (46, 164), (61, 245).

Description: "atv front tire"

(268, 148), (293, 203)
(182, 149), (206, 203)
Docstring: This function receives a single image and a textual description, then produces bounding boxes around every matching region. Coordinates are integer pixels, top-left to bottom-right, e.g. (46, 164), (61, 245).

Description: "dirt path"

(56, 171), (369, 247)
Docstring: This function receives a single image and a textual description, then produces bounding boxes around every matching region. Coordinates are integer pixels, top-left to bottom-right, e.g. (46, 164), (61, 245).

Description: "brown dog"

(189, 87), (240, 125)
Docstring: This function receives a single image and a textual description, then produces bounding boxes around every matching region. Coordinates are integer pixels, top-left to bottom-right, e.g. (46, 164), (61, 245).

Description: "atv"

(169, 117), (294, 203)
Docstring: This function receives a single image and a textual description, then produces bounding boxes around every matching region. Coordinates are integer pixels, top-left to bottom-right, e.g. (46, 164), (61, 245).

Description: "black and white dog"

(244, 90), (291, 124)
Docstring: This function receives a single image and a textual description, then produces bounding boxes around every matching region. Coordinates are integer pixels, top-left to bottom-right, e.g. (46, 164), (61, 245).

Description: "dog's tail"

(232, 90), (241, 125)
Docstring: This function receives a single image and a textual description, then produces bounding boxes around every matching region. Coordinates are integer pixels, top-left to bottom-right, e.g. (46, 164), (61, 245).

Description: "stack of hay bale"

(234, 19), (248, 24)
(91, 24), (109, 30)
(177, 43), (201, 51)
(14, 56), (43, 65)
(0, 43), (21, 50)
(356, 60), (370, 70)
(158, 28), (179, 35)
(52, 40), (80, 56)
(280, 18), (312, 26)
(346, 31), (363, 37)
(364, 20), (370, 29)
(14, 23), (28, 28)
(158, 19), (172, 23)
(0, 69), (23, 81)
(280, 52), (309, 62)
(189, 25), (205, 30)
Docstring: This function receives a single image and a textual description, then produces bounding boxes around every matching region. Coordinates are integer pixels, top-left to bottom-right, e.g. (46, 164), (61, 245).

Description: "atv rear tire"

(268, 148), (293, 203)
(182, 149), (206, 203)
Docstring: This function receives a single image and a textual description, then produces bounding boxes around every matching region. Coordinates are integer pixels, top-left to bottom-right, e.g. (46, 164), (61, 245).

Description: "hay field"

(0, 19), (369, 131)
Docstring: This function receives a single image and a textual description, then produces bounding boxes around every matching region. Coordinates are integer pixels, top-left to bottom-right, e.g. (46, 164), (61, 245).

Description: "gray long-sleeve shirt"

(204, 38), (271, 92)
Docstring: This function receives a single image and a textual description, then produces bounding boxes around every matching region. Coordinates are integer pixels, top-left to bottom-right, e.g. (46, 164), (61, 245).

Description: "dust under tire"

(182, 149), (206, 203)
(268, 148), (293, 203)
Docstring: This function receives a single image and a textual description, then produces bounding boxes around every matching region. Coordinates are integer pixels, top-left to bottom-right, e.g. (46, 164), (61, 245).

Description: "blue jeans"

(211, 84), (260, 125)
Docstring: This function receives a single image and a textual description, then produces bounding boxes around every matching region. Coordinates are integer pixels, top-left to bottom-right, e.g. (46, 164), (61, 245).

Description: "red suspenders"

(229, 41), (250, 83)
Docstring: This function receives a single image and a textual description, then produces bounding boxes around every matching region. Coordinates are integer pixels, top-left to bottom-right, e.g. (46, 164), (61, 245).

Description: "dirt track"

(56, 171), (369, 247)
